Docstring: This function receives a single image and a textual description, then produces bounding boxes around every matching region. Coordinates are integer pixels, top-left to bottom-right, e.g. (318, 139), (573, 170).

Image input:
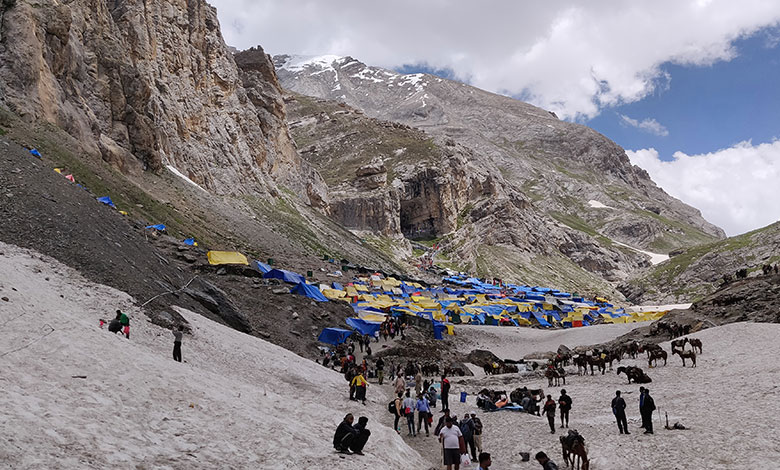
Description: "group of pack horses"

(538, 337), (704, 469)
(544, 336), (704, 388)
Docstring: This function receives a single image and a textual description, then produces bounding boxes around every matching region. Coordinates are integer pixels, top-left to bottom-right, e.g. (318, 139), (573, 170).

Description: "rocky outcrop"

(0, 1), (325, 204)
(619, 221), (780, 304)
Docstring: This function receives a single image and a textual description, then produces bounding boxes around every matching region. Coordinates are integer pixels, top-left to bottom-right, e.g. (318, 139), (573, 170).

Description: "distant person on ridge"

(172, 325), (184, 362)
(612, 390), (629, 434)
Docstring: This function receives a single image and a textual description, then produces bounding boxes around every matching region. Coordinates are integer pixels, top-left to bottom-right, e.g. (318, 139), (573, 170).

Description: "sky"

(209, 0), (780, 236)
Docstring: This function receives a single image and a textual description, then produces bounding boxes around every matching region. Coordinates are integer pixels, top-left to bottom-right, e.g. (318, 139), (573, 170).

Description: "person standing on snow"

(351, 371), (368, 405)
(172, 325), (184, 362)
(558, 389), (572, 428)
(542, 395), (557, 434)
(440, 375), (451, 411)
(471, 412), (483, 454)
(403, 389), (417, 436)
(640, 388), (656, 434)
(612, 390), (629, 434)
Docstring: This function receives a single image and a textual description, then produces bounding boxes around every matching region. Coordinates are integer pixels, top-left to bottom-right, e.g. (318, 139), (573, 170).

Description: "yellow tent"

(354, 284), (369, 292)
(445, 324), (455, 335)
(322, 289), (347, 300)
(361, 314), (387, 322)
(345, 286), (358, 297)
(207, 251), (248, 265)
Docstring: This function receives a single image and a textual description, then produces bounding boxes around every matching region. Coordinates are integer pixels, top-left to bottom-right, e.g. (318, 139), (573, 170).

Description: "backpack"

(388, 401), (396, 414)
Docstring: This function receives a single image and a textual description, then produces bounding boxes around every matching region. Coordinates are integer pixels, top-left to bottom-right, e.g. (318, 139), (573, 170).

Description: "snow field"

(0, 242), (427, 469)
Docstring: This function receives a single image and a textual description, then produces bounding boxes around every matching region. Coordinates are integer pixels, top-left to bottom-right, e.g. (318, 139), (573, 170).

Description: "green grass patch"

(550, 211), (599, 237)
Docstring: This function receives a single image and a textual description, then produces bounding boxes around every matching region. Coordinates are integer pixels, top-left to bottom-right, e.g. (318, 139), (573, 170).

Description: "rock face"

(285, 93), (650, 294)
(274, 55), (724, 255)
(620, 221), (780, 304)
(0, 1), (325, 203)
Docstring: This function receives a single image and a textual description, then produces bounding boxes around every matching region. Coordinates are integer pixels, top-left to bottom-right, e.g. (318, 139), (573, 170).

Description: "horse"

(672, 348), (697, 367)
(546, 367), (566, 387)
(573, 355), (588, 376)
(617, 366), (652, 384)
(642, 343), (664, 358)
(648, 349), (667, 367)
(587, 356), (606, 375)
(671, 338), (688, 353)
(688, 338), (703, 354)
(554, 353), (571, 368)
(624, 341), (639, 359)
(560, 430), (590, 470)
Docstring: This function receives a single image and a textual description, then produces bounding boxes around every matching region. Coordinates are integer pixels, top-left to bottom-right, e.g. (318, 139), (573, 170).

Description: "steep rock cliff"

(0, 0), (325, 203)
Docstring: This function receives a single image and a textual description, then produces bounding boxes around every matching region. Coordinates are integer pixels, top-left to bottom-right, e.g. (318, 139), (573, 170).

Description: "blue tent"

(345, 318), (381, 336)
(318, 328), (353, 345)
(97, 196), (116, 208)
(145, 224), (166, 231)
(332, 282), (344, 291)
(252, 260), (273, 274)
(433, 321), (448, 340)
(531, 311), (552, 327)
(264, 269), (306, 284)
(290, 282), (328, 302)
(183, 238), (197, 246)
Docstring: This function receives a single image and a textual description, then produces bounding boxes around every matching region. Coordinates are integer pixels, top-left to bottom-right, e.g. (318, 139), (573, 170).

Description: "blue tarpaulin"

(433, 321), (447, 340)
(183, 238), (197, 246)
(97, 196), (116, 208)
(30, 149), (41, 158)
(318, 328), (353, 345)
(290, 282), (328, 302)
(531, 311), (552, 327)
(264, 269), (306, 284)
(332, 282), (344, 291)
(145, 224), (166, 231)
(345, 318), (381, 336)
(252, 260), (272, 274)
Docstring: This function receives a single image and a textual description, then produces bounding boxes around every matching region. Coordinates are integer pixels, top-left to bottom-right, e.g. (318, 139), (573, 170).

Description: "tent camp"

(318, 328), (353, 345)
(264, 269), (306, 285)
(290, 282), (329, 302)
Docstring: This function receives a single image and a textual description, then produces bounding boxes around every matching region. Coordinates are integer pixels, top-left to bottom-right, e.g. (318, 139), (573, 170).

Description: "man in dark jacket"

(558, 389), (572, 429)
(459, 413), (477, 461)
(638, 386), (647, 429)
(350, 416), (371, 455)
(440, 375), (451, 410)
(640, 389), (656, 434)
(611, 390), (629, 434)
(542, 395), (557, 434)
(471, 412), (483, 454)
(333, 414), (357, 454)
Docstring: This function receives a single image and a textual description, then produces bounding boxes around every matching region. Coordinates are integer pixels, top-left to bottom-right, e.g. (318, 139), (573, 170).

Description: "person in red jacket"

(441, 375), (451, 410)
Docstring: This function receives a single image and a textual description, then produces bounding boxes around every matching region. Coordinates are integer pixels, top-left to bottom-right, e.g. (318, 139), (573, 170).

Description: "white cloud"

(207, 1), (780, 120)
(627, 141), (780, 236)
(619, 114), (670, 137)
